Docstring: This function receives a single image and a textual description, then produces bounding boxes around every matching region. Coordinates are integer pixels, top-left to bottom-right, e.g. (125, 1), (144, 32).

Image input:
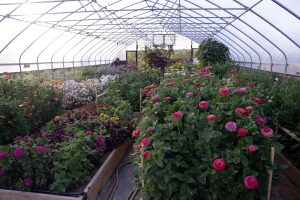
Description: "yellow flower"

(57, 81), (63, 85)
(54, 116), (60, 121)
(110, 116), (119, 122)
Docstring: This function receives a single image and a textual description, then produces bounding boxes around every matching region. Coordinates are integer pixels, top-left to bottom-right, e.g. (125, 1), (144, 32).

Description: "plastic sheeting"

(0, 0), (299, 75)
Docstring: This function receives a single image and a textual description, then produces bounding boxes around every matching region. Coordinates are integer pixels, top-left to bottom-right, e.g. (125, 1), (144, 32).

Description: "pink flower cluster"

(219, 87), (230, 96)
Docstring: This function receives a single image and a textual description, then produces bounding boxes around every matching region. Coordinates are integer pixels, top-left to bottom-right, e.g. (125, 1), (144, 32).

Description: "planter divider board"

(0, 140), (131, 200)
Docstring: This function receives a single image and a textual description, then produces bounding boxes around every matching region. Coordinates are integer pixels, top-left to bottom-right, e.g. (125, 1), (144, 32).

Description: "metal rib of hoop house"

(0, 0), (298, 78)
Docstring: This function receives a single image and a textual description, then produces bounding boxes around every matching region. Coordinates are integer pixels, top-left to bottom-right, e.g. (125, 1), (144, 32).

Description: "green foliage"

(81, 67), (96, 79)
(196, 38), (230, 66)
(106, 68), (161, 111)
(50, 134), (94, 193)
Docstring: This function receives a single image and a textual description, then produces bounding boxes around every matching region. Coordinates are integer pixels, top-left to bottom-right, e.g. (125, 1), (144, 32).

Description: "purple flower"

(247, 144), (257, 153)
(0, 151), (7, 160)
(14, 136), (23, 142)
(35, 146), (45, 153)
(225, 121), (237, 132)
(41, 131), (49, 137)
(13, 148), (23, 158)
(24, 178), (33, 186)
(55, 130), (65, 139)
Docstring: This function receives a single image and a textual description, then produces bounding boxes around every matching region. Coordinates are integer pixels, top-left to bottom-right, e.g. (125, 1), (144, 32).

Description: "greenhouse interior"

(0, 0), (300, 200)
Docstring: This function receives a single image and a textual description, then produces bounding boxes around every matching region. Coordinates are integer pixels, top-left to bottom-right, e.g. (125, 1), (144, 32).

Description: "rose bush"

(133, 66), (281, 199)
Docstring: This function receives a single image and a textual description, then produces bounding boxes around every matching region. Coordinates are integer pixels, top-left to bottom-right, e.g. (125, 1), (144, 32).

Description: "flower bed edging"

(277, 153), (300, 189)
(0, 140), (131, 200)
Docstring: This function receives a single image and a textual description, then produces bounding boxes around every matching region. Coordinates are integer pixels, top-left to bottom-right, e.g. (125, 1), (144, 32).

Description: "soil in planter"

(272, 173), (300, 200)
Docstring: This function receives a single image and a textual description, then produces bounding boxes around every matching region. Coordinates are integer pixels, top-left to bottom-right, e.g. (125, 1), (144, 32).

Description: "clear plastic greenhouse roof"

(0, 0), (299, 74)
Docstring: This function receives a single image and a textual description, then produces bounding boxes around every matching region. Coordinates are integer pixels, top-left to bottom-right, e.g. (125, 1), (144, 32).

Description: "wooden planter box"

(0, 140), (131, 200)
(276, 153), (300, 189)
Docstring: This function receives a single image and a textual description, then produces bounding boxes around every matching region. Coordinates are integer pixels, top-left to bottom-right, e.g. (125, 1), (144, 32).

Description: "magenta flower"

(0, 151), (7, 160)
(255, 116), (267, 126)
(143, 151), (150, 160)
(205, 115), (217, 121)
(172, 111), (183, 120)
(261, 127), (273, 137)
(41, 131), (49, 137)
(97, 135), (104, 147)
(141, 137), (151, 147)
(35, 146), (45, 153)
(212, 158), (226, 171)
(247, 144), (257, 153)
(132, 129), (140, 137)
(244, 176), (258, 189)
(219, 87), (230, 96)
(24, 178), (33, 186)
(198, 101), (208, 109)
(13, 148), (23, 158)
(235, 108), (250, 116)
(225, 122), (237, 132)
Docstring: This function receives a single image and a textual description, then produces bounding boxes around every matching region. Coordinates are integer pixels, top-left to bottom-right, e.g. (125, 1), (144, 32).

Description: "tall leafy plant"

(196, 38), (230, 66)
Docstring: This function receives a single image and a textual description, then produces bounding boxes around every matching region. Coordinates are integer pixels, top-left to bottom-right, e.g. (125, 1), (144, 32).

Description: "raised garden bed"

(0, 140), (131, 200)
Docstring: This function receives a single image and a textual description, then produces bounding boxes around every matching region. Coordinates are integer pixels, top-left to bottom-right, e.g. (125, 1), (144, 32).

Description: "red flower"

(141, 137), (151, 147)
(172, 111), (183, 120)
(235, 107), (250, 116)
(143, 151), (150, 160)
(186, 92), (194, 97)
(237, 128), (248, 137)
(198, 101), (209, 109)
(255, 116), (267, 126)
(132, 129), (140, 137)
(252, 97), (265, 104)
(205, 114), (217, 121)
(143, 89), (149, 94)
(199, 68), (207, 74)
(86, 130), (93, 136)
(244, 176), (258, 189)
(146, 91), (153, 97)
(219, 87), (230, 96)
(234, 87), (247, 94)
(212, 158), (226, 171)
(194, 82), (201, 87)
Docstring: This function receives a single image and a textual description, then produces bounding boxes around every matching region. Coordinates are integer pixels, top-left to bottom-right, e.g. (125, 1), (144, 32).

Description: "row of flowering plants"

(0, 77), (62, 144)
(0, 92), (133, 193)
(132, 66), (282, 199)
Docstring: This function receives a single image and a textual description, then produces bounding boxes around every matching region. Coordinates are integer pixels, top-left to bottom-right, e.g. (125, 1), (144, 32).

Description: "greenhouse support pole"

(19, 64), (23, 80)
(190, 40), (193, 63)
(136, 41), (138, 66)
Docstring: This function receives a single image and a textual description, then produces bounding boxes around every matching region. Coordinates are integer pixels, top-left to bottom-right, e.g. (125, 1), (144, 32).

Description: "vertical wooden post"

(267, 147), (275, 200)
(140, 88), (142, 112)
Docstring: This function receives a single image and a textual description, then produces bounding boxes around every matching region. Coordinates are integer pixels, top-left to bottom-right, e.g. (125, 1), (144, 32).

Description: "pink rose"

(219, 87), (230, 96)
(198, 101), (209, 109)
(132, 129), (140, 137)
(172, 111), (183, 120)
(237, 128), (248, 137)
(151, 95), (160, 101)
(212, 158), (226, 171)
(153, 102), (159, 107)
(245, 106), (253, 112)
(261, 127), (273, 137)
(141, 137), (151, 147)
(255, 116), (267, 126)
(244, 176), (258, 189)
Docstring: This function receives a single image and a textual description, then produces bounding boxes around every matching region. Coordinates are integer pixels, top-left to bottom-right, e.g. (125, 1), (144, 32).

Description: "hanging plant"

(196, 38), (230, 66)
